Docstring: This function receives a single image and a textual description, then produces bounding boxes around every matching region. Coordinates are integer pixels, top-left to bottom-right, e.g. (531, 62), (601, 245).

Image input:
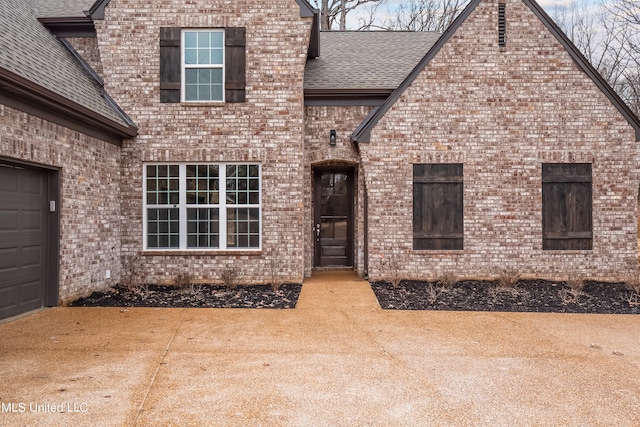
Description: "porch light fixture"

(329, 129), (337, 146)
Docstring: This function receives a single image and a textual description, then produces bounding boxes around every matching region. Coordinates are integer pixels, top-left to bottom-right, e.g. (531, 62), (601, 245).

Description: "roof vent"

(498, 3), (506, 48)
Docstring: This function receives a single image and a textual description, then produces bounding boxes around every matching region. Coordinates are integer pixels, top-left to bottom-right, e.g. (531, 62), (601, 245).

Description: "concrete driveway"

(1, 271), (639, 426)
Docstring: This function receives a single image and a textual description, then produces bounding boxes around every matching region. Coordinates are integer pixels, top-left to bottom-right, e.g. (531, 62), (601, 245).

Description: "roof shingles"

(304, 31), (441, 91)
(0, 0), (129, 127)
(33, 0), (95, 18)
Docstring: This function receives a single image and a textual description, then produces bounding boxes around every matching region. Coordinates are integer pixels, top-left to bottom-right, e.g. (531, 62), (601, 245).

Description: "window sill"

(179, 101), (226, 106)
(142, 250), (262, 256)
(412, 249), (464, 254)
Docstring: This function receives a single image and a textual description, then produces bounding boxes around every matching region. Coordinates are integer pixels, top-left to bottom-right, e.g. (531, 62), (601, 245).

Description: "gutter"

(0, 68), (138, 146)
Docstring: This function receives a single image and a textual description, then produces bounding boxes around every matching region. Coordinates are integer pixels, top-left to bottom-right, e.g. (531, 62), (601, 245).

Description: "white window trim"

(143, 163), (262, 251)
(181, 29), (225, 103)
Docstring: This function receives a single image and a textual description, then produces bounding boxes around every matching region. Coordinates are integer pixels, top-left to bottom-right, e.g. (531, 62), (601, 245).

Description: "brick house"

(1, 0), (639, 320)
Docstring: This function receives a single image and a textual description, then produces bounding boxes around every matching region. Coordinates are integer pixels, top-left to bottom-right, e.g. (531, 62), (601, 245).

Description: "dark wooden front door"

(314, 169), (354, 267)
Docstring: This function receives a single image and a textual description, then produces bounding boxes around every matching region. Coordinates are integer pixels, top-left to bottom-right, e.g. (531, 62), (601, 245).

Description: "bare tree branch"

(313, 0), (384, 30)
(382, 0), (469, 32)
(551, 0), (640, 116)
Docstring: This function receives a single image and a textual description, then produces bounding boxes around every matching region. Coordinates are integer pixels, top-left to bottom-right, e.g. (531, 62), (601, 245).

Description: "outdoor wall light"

(329, 129), (337, 146)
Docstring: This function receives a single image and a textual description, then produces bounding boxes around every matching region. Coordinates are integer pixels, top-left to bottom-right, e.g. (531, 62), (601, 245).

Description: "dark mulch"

(70, 283), (302, 309)
(370, 279), (640, 314)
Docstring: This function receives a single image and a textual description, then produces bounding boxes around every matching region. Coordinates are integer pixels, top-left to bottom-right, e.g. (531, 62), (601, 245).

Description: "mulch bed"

(371, 279), (640, 314)
(70, 283), (302, 309)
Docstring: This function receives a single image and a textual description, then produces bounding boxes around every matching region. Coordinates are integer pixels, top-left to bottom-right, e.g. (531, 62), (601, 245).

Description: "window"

(413, 164), (463, 250)
(182, 30), (224, 102)
(160, 27), (246, 103)
(144, 163), (261, 250)
(542, 163), (592, 250)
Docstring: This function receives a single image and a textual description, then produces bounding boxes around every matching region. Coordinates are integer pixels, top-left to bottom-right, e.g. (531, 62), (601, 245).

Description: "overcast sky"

(343, 0), (609, 30)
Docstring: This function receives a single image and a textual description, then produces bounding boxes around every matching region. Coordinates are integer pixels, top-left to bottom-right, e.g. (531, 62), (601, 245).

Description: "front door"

(314, 168), (354, 267)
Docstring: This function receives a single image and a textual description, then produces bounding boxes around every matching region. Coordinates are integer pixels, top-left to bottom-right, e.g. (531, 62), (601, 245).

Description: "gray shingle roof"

(304, 31), (441, 91)
(0, 0), (130, 128)
(33, 0), (95, 18)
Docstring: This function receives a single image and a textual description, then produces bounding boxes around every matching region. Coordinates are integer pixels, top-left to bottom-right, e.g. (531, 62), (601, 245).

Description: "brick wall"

(303, 105), (373, 277)
(66, 37), (104, 77)
(95, 0), (311, 284)
(0, 105), (122, 302)
(359, 0), (639, 282)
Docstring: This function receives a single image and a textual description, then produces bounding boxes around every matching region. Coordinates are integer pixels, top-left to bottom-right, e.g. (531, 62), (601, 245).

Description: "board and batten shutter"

(159, 27), (181, 103)
(159, 27), (246, 103)
(413, 164), (464, 250)
(225, 27), (246, 103)
(542, 163), (593, 250)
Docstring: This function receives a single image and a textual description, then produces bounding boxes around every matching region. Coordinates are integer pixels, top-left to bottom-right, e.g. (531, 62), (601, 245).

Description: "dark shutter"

(225, 27), (246, 103)
(159, 27), (181, 103)
(413, 164), (464, 250)
(542, 163), (592, 250)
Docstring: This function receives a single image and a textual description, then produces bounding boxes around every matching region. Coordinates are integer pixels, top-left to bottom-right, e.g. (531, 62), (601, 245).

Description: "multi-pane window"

(182, 30), (224, 102)
(144, 163), (261, 250)
(413, 164), (464, 250)
(542, 163), (592, 250)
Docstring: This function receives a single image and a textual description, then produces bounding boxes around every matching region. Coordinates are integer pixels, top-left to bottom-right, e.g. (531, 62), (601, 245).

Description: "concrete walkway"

(1, 271), (639, 426)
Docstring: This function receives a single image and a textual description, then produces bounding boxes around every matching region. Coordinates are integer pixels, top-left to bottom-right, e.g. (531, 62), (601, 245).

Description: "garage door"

(0, 162), (56, 320)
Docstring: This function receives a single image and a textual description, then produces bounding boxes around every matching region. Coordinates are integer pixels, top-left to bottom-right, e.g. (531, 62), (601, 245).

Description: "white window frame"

(181, 29), (225, 103)
(143, 163), (262, 251)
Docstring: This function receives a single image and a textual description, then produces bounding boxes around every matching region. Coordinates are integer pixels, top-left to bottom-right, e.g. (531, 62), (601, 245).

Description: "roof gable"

(352, 0), (640, 143)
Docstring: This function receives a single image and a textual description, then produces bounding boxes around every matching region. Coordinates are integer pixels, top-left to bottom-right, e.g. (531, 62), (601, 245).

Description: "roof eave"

(0, 68), (138, 146)
(305, 88), (393, 106)
(38, 17), (96, 37)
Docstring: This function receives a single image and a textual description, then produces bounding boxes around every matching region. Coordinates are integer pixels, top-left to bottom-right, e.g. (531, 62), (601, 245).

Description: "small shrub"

(437, 272), (457, 289)
(561, 274), (585, 305)
(121, 254), (149, 299)
(268, 251), (282, 292)
(496, 268), (521, 289)
(174, 272), (193, 288)
(174, 272), (200, 295)
(221, 266), (240, 288)
(121, 254), (142, 288)
(381, 254), (401, 288)
(625, 292), (640, 307)
(624, 276), (640, 295)
(566, 274), (585, 293)
(426, 283), (443, 304)
(624, 273), (640, 307)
